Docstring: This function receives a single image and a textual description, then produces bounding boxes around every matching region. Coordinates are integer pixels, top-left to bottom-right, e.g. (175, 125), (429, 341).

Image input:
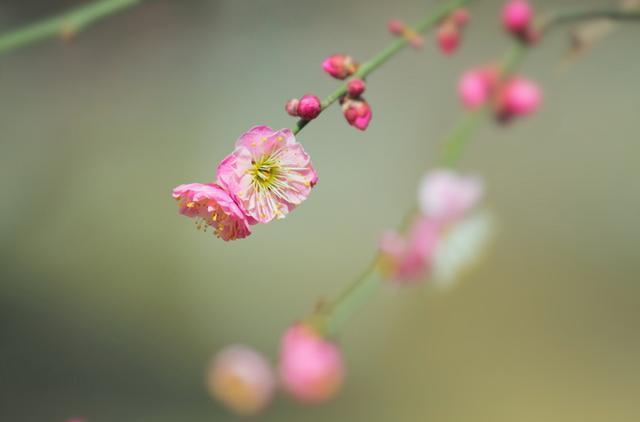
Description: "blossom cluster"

(173, 126), (317, 240)
(458, 0), (541, 121)
(379, 169), (491, 286)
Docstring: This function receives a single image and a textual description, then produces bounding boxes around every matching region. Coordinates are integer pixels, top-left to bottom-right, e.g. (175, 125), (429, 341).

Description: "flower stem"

(310, 5), (640, 338)
(292, 0), (472, 135)
(0, 0), (143, 57)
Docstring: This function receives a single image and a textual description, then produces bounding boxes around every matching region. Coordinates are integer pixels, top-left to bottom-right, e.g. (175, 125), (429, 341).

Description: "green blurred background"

(1, 0), (639, 420)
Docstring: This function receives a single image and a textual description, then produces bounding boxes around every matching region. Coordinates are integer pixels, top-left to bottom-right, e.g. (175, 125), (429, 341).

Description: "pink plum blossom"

(378, 216), (441, 283)
(172, 183), (251, 241)
(279, 324), (344, 404)
(418, 170), (483, 223)
(217, 126), (318, 224)
(207, 345), (276, 416)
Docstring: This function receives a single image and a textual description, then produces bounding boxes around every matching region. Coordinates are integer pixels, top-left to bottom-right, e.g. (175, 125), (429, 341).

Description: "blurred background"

(1, 0), (639, 420)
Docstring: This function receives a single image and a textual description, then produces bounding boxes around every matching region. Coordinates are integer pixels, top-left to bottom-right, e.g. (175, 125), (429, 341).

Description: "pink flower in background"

(498, 77), (541, 117)
(458, 70), (490, 109)
(217, 126), (317, 224)
(418, 169), (483, 223)
(279, 324), (344, 404)
(502, 0), (533, 35)
(207, 345), (276, 416)
(379, 216), (441, 283)
(172, 183), (251, 241)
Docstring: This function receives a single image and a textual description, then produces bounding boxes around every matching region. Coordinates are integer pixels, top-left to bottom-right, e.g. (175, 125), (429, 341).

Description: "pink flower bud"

(458, 70), (490, 109)
(387, 19), (405, 35)
(322, 54), (359, 80)
(436, 22), (460, 55)
(285, 98), (299, 116)
(279, 324), (345, 404)
(346, 78), (366, 97)
(207, 345), (276, 416)
(451, 8), (470, 27)
(499, 77), (541, 117)
(297, 94), (322, 120)
(502, 0), (533, 35)
(341, 97), (372, 131)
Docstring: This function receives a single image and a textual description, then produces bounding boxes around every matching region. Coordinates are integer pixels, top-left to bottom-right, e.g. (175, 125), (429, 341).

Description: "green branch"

(0, 0), (143, 57)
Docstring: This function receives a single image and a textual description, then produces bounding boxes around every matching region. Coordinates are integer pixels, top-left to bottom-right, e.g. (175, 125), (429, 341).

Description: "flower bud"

(297, 95), (322, 120)
(285, 98), (299, 116)
(451, 8), (470, 27)
(458, 70), (490, 109)
(498, 77), (541, 117)
(279, 324), (345, 404)
(322, 54), (359, 80)
(346, 78), (366, 97)
(341, 97), (372, 131)
(207, 345), (276, 416)
(502, 0), (533, 35)
(436, 22), (460, 55)
(387, 19), (405, 35)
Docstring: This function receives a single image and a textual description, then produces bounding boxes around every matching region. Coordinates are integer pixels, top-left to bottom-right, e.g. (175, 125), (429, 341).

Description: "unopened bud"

(346, 78), (366, 97)
(285, 98), (300, 116)
(502, 0), (533, 36)
(322, 54), (359, 80)
(342, 97), (372, 131)
(297, 95), (322, 120)
(387, 19), (405, 36)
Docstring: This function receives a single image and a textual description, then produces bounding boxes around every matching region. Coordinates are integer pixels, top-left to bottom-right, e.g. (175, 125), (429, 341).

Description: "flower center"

(249, 155), (281, 191)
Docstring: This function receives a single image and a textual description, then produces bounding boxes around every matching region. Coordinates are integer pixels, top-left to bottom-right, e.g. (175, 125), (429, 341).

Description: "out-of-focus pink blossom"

(498, 77), (541, 117)
(207, 345), (276, 416)
(217, 126), (318, 223)
(341, 97), (372, 130)
(172, 183), (251, 241)
(279, 324), (344, 404)
(379, 216), (441, 283)
(418, 170), (483, 223)
(322, 54), (359, 80)
(502, 0), (533, 35)
(298, 95), (322, 120)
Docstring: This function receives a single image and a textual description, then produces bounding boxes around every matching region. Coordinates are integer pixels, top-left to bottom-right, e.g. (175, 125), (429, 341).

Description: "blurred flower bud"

(387, 19), (405, 35)
(498, 77), (541, 117)
(346, 78), (366, 97)
(297, 95), (322, 120)
(451, 8), (471, 27)
(285, 98), (300, 116)
(279, 324), (344, 404)
(322, 54), (359, 80)
(436, 22), (460, 55)
(502, 0), (533, 35)
(341, 97), (372, 131)
(207, 345), (276, 416)
(458, 70), (490, 109)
